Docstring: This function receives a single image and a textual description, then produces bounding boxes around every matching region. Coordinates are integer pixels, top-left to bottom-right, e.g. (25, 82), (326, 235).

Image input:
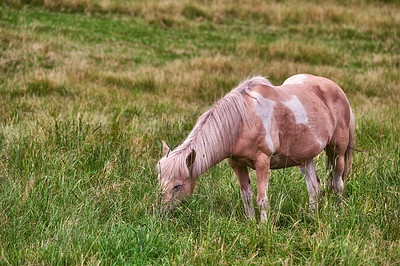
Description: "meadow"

(0, 0), (399, 264)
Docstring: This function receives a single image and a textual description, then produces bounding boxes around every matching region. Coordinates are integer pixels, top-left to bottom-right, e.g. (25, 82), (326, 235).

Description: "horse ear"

(162, 140), (170, 156)
(186, 149), (196, 169)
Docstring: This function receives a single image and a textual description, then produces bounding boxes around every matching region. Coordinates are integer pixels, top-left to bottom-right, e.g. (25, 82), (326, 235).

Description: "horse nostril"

(173, 184), (183, 191)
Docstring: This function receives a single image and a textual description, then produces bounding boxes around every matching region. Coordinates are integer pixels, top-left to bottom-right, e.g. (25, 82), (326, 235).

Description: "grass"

(0, 0), (399, 264)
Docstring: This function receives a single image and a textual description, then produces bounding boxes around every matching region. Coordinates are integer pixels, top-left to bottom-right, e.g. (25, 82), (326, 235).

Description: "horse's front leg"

(228, 159), (255, 219)
(255, 154), (271, 223)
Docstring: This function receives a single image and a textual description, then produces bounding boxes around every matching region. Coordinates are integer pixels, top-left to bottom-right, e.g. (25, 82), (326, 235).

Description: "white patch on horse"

(250, 92), (276, 153)
(282, 74), (308, 85)
(282, 96), (308, 125)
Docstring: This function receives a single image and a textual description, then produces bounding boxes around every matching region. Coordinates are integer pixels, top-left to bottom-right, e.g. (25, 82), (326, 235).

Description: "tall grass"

(0, 0), (399, 264)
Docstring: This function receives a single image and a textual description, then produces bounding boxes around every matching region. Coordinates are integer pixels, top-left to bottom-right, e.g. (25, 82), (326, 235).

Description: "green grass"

(1, 0), (399, 264)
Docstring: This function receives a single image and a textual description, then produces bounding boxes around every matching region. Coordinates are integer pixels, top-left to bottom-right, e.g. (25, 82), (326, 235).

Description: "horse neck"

(176, 89), (251, 178)
(178, 124), (234, 179)
(179, 137), (230, 179)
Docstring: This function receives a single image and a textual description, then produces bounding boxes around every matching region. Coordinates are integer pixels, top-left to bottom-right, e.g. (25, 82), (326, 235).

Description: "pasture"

(0, 0), (399, 264)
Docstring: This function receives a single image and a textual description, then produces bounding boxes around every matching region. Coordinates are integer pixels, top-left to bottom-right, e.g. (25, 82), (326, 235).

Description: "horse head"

(156, 141), (196, 211)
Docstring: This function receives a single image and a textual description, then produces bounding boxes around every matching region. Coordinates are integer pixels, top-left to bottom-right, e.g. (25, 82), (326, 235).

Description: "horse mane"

(160, 76), (274, 179)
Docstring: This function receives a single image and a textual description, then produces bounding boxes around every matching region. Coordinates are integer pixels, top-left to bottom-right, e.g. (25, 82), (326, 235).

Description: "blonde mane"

(159, 76), (273, 179)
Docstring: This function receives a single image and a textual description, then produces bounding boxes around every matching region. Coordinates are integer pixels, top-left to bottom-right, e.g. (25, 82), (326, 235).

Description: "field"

(1, 0), (399, 264)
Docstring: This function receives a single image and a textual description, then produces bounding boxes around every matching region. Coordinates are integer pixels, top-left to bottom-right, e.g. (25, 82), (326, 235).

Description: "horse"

(156, 74), (354, 222)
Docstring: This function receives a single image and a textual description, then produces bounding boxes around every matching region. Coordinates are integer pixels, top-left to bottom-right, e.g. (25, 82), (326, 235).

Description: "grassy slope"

(0, 0), (399, 264)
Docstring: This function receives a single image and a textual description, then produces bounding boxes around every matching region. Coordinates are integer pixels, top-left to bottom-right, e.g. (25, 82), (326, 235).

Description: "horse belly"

(270, 154), (300, 169)
(270, 136), (324, 169)
(272, 116), (330, 167)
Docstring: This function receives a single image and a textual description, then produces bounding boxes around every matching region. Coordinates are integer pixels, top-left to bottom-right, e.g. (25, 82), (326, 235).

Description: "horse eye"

(173, 184), (183, 191)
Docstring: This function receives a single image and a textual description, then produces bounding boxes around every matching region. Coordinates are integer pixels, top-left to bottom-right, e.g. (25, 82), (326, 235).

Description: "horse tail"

(342, 107), (355, 181)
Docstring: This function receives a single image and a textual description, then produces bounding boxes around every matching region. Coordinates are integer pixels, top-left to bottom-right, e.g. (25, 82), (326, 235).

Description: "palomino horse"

(157, 74), (354, 222)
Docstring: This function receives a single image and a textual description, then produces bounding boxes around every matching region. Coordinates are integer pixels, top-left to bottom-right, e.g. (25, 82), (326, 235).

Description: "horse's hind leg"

(299, 160), (321, 212)
(228, 159), (255, 219)
(326, 145), (345, 196)
(331, 156), (345, 194)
